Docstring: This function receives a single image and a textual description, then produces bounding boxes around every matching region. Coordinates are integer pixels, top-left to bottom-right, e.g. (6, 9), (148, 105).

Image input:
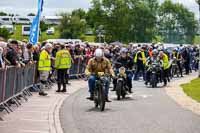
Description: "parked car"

(46, 27), (55, 35)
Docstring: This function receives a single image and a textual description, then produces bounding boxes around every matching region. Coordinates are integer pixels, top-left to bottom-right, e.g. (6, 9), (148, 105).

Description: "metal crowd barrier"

(0, 59), (87, 114)
(69, 56), (87, 79)
(0, 64), (35, 113)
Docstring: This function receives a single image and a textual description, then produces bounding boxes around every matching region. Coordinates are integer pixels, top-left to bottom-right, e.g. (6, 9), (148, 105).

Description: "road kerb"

(165, 72), (200, 115)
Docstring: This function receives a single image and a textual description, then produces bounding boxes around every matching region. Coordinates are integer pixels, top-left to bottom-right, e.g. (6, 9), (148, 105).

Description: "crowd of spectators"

(0, 37), (199, 76)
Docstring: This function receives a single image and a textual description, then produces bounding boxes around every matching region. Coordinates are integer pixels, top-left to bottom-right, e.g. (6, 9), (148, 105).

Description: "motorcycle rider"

(85, 49), (115, 102)
(113, 48), (134, 93)
(145, 49), (162, 85)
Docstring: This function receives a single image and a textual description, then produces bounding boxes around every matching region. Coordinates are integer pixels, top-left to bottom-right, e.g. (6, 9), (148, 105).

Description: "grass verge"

(181, 78), (200, 102)
(10, 25), (60, 42)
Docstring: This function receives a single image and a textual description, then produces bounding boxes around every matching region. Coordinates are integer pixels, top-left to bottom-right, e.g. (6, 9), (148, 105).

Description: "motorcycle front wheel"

(99, 85), (106, 111)
(116, 81), (123, 100)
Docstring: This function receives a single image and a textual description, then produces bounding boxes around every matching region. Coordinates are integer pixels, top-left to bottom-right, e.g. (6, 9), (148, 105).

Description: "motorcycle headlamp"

(119, 67), (126, 74)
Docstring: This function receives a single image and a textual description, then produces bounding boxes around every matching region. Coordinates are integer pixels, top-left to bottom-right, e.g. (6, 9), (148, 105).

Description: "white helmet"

(94, 49), (104, 58)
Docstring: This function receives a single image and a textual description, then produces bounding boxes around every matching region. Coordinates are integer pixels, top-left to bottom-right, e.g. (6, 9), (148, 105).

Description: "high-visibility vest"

(163, 53), (170, 70)
(148, 50), (153, 57)
(134, 51), (146, 64)
(55, 49), (71, 69)
(134, 51), (140, 63)
(38, 50), (51, 71)
(141, 51), (146, 64)
(173, 52), (179, 59)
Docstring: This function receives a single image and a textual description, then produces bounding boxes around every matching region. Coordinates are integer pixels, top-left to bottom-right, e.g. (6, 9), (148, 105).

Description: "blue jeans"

(88, 75), (110, 96)
(126, 71), (133, 89)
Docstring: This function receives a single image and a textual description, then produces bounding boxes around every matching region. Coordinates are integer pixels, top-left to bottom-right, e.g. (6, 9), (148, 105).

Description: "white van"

(0, 16), (13, 25)
(15, 17), (30, 24)
(22, 25), (41, 36)
(22, 25), (31, 36)
(0, 25), (14, 34)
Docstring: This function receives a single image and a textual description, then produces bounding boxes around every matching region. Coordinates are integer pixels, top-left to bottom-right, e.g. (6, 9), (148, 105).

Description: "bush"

(0, 28), (10, 40)
(40, 21), (48, 32)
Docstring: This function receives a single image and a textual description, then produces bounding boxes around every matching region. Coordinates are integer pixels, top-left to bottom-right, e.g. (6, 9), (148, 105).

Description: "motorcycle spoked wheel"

(94, 90), (99, 108)
(116, 81), (123, 100)
(99, 85), (106, 111)
(151, 73), (157, 88)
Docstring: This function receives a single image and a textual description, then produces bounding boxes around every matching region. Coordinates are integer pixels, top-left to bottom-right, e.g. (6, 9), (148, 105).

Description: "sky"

(0, 0), (199, 18)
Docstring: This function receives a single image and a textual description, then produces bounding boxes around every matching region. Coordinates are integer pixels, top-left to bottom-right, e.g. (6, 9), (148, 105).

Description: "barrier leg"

(25, 89), (32, 96)
(14, 97), (22, 105)
(1, 104), (10, 113)
(4, 102), (13, 112)
(23, 89), (31, 96)
(33, 84), (40, 91)
(22, 90), (29, 96)
(12, 97), (20, 107)
(21, 93), (28, 101)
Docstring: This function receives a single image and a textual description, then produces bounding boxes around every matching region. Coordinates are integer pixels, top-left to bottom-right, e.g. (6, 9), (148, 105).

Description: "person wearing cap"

(38, 43), (53, 96)
(55, 44), (72, 92)
(85, 48), (115, 102)
(113, 48), (134, 93)
(158, 51), (170, 86)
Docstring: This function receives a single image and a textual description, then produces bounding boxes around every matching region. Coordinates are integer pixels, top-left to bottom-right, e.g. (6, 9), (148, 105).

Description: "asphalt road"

(60, 80), (200, 133)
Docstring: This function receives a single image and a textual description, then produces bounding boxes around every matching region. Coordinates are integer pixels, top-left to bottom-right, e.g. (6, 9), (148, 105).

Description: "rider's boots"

(87, 92), (94, 101)
(105, 96), (112, 102)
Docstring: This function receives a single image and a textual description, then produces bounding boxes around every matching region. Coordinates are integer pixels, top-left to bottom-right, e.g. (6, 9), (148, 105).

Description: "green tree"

(87, 0), (159, 43)
(0, 11), (7, 16)
(158, 0), (198, 44)
(27, 13), (36, 16)
(0, 28), (10, 40)
(86, 0), (106, 29)
(59, 13), (86, 39)
(40, 21), (48, 32)
(72, 9), (86, 19)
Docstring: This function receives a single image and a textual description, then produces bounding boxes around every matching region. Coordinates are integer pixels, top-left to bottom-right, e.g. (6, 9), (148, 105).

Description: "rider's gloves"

(85, 72), (91, 77)
(111, 73), (116, 78)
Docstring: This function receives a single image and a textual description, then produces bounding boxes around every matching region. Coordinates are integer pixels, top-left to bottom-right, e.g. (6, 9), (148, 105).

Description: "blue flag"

(29, 0), (44, 45)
